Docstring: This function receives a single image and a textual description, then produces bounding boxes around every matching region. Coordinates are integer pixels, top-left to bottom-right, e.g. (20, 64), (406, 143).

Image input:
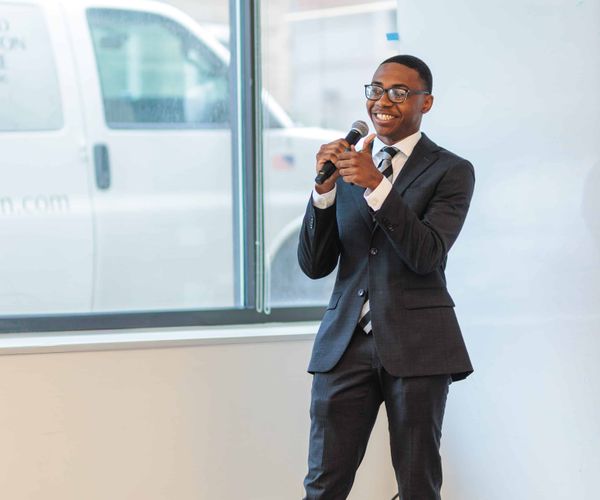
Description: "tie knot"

(377, 146), (397, 180)
(379, 146), (398, 161)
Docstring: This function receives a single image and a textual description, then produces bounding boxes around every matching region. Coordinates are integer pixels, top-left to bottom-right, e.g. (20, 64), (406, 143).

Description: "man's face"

(366, 63), (434, 145)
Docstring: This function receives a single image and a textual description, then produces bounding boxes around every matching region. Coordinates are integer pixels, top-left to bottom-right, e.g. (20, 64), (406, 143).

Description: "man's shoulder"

(420, 133), (474, 174)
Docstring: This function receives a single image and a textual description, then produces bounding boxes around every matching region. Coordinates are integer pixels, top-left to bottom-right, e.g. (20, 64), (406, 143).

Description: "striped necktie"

(377, 146), (398, 181)
(357, 146), (399, 335)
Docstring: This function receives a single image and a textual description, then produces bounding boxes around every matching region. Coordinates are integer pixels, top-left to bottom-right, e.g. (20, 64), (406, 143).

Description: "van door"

(0, 2), (94, 314)
(66, 5), (235, 312)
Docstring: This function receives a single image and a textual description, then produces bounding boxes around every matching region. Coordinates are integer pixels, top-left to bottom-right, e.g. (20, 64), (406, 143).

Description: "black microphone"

(314, 120), (369, 185)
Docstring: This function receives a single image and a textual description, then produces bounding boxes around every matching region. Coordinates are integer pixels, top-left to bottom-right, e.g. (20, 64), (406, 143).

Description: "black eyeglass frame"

(364, 84), (430, 103)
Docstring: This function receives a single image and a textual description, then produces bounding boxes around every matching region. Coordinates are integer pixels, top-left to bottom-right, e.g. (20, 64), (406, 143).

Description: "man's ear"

(422, 95), (434, 114)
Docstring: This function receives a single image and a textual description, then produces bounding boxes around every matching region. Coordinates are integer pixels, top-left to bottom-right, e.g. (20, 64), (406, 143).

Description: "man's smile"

(373, 112), (396, 121)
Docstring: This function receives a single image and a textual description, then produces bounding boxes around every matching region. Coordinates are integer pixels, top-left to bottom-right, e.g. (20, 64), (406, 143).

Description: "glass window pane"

(87, 8), (230, 128)
(0, 1), (237, 316)
(83, 5), (236, 312)
(261, 0), (397, 307)
(0, 4), (63, 131)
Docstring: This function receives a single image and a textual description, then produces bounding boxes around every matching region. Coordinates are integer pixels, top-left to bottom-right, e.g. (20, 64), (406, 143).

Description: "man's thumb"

(361, 133), (377, 154)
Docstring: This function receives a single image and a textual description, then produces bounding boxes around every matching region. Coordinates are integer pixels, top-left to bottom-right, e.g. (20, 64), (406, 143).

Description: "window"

(0, 0), (397, 330)
(2, 0), (599, 333)
(260, 0), (397, 308)
(88, 9), (230, 128)
(85, 6), (237, 312)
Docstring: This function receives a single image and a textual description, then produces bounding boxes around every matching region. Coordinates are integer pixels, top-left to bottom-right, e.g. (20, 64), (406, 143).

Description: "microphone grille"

(351, 120), (369, 138)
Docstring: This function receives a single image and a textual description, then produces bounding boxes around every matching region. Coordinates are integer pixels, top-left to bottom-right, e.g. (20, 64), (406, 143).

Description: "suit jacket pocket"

(402, 287), (455, 309)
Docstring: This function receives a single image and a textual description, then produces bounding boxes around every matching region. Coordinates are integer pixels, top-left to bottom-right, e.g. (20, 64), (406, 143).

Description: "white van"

(0, 0), (338, 315)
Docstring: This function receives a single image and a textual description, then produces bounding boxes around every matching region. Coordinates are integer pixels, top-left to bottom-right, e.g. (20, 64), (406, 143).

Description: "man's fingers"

(317, 151), (343, 168)
(317, 140), (350, 166)
(327, 139), (349, 154)
(338, 164), (358, 177)
(361, 133), (377, 155)
(318, 154), (337, 164)
(340, 172), (358, 185)
(336, 157), (358, 169)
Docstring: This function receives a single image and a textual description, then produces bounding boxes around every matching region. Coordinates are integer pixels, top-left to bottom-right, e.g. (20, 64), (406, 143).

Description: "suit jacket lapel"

(393, 133), (441, 194)
(342, 133), (441, 231)
(347, 182), (376, 230)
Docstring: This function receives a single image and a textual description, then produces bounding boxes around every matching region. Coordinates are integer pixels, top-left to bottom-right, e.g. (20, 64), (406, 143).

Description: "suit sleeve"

(297, 197), (340, 279)
(373, 159), (475, 275)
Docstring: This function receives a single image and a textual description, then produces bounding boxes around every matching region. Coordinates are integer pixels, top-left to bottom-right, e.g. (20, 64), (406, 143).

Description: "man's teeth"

(376, 113), (394, 121)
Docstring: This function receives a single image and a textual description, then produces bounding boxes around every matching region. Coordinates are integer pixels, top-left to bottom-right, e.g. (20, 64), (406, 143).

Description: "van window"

(0, 5), (63, 131)
(87, 8), (230, 129)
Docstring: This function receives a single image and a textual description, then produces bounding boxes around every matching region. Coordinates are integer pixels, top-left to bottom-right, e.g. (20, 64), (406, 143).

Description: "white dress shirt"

(312, 130), (422, 211)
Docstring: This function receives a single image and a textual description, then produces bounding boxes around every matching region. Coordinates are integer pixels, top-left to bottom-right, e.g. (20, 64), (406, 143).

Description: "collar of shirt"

(372, 130), (422, 161)
(371, 130), (422, 182)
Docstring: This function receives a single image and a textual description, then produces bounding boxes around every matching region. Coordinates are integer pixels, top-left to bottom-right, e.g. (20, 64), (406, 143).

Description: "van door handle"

(93, 144), (111, 190)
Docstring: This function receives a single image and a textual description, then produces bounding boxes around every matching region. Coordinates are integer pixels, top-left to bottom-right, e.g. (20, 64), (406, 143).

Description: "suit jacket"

(298, 133), (475, 381)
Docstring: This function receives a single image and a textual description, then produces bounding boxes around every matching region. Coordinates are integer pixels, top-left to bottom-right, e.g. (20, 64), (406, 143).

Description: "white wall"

(395, 0), (600, 498)
(0, 335), (397, 500)
(1, 318), (598, 500)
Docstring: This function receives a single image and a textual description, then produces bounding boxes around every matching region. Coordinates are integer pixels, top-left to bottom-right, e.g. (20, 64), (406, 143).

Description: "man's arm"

(297, 135), (360, 279)
(297, 199), (340, 279)
(374, 159), (475, 275)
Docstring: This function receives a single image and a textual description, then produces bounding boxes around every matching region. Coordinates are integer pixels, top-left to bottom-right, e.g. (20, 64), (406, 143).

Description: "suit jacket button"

(357, 289), (366, 297)
(369, 248), (378, 255)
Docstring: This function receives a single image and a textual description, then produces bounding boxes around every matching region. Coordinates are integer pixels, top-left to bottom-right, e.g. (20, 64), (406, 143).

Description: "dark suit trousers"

(303, 329), (451, 500)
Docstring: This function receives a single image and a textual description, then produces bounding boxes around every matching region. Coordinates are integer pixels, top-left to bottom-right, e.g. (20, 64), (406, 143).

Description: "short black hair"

(380, 55), (433, 94)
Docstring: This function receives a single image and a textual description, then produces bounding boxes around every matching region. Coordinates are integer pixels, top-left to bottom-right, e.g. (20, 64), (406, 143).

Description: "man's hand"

(336, 134), (383, 190)
(314, 138), (349, 194)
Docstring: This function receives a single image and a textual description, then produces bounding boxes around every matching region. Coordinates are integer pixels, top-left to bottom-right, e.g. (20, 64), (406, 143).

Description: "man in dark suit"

(299, 55), (475, 499)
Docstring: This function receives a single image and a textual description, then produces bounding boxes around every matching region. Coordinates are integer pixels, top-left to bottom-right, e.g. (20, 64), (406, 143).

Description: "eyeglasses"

(364, 84), (430, 103)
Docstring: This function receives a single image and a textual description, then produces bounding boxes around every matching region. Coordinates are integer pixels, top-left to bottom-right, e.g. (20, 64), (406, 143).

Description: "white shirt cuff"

(312, 185), (337, 209)
(364, 178), (392, 211)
